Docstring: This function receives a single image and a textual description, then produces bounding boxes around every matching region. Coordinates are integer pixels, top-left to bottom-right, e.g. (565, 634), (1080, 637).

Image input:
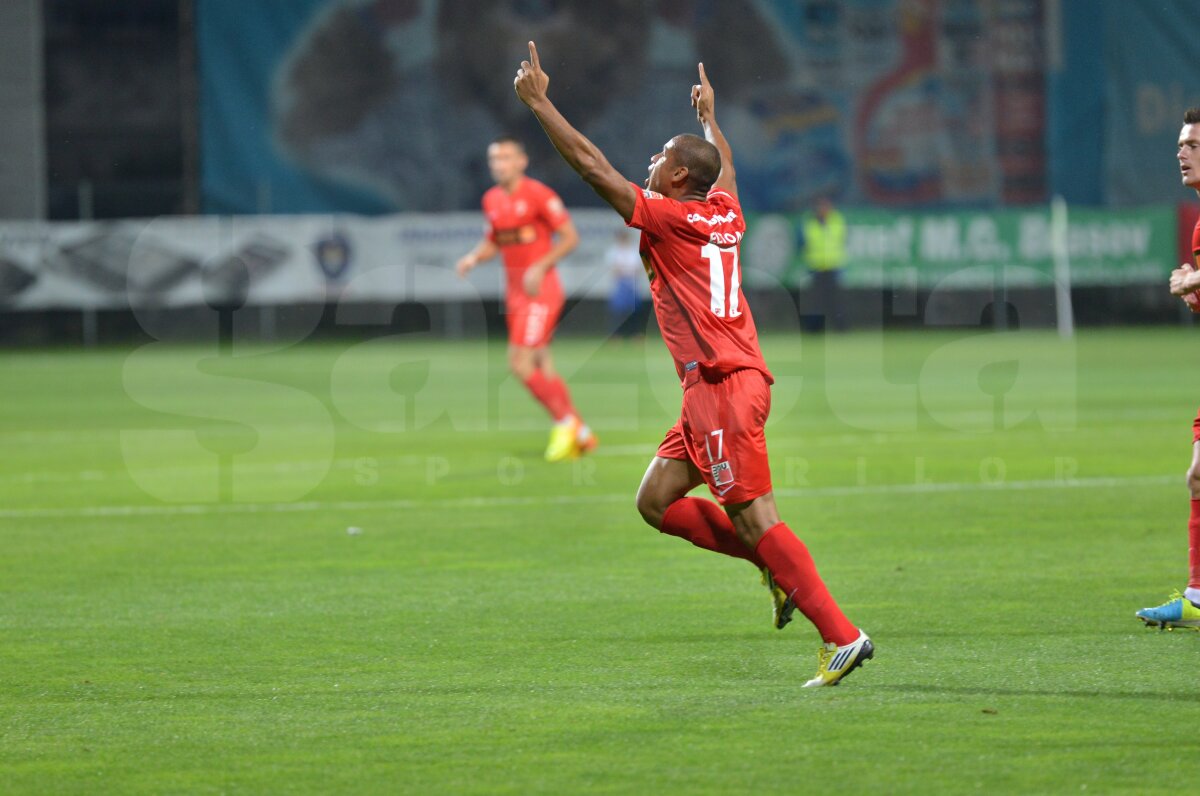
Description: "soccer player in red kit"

(1138, 107), (1200, 629)
(456, 136), (597, 461)
(513, 43), (872, 685)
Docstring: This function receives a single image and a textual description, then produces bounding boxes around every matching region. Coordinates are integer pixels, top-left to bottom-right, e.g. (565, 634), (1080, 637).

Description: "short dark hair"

(490, 135), (525, 150)
(1184, 108), (1200, 125)
(670, 134), (721, 193)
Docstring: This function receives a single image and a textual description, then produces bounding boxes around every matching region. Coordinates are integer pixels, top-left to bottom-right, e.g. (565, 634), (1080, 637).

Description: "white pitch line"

(0, 474), (1176, 521)
(0, 455), (437, 485)
(774, 473), (1176, 498)
(0, 492), (631, 520)
(1, 448), (656, 485)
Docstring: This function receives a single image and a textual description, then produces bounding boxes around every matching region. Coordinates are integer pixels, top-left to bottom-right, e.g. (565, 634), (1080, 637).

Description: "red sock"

(547, 376), (578, 421)
(660, 497), (764, 567)
(755, 522), (858, 645)
(523, 371), (571, 421)
(1189, 500), (1200, 590)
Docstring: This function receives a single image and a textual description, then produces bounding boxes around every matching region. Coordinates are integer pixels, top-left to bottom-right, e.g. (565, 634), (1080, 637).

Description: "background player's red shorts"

(1192, 408), (1200, 443)
(656, 367), (773, 505)
(506, 293), (563, 348)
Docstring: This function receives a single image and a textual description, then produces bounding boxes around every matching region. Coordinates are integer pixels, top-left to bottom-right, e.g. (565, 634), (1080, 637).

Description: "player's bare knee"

(535, 353), (557, 380)
(1188, 467), (1200, 498)
(508, 353), (534, 380)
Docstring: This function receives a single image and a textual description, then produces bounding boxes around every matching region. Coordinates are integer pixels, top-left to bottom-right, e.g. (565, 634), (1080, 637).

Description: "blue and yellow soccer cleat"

(803, 630), (874, 688)
(760, 567), (795, 630)
(1135, 591), (1200, 630)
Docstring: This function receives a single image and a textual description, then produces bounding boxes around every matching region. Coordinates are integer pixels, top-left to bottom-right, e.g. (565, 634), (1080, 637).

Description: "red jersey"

(1191, 217), (1200, 439)
(626, 183), (773, 388)
(1192, 214), (1200, 265)
(1184, 215), (1200, 316)
(482, 177), (570, 300)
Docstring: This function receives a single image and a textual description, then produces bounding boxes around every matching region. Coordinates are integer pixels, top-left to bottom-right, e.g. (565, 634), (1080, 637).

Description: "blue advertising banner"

(198, 0), (393, 215)
(198, 0), (1047, 214)
(1049, 0), (1200, 206)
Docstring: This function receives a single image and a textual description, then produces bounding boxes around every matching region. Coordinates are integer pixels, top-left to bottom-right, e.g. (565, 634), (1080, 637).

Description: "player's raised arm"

(691, 63), (737, 200)
(513, 42), (637, 222)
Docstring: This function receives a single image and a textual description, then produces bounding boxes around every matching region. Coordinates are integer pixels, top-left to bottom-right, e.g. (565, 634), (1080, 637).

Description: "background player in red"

(513, 42), (872, 686)
(1139, 107), (1200, 628)
(456, 135), (597, 461)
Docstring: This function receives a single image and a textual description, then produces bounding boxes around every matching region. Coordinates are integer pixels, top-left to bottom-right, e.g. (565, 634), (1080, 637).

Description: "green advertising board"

(743, 206), (1176, 289)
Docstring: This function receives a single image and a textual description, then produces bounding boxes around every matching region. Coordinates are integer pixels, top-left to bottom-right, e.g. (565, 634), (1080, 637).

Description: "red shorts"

(506, 294), (563, 348)
(656, 368), (773, 505)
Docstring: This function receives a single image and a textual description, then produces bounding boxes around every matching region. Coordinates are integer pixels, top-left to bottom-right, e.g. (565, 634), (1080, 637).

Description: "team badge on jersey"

(642, 189), (663, 200)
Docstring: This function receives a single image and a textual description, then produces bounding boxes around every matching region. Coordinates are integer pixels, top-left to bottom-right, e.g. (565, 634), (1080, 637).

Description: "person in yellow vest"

(800, 196), (848, 332)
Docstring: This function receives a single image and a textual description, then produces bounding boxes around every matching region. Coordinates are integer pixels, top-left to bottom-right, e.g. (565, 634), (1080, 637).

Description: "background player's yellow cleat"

(544, 417), (580, 462)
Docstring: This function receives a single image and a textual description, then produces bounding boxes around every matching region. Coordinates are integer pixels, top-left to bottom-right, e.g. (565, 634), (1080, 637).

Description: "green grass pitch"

(3, 327), (1200, 793)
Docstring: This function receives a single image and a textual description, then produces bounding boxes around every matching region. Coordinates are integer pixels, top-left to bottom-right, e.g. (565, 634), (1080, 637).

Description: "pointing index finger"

(528, 41), (540, 70)
(698, 62), (710, 87)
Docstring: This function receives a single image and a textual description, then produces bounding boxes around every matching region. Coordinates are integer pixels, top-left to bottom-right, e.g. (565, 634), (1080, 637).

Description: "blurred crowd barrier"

(0, 204), (1177, 315)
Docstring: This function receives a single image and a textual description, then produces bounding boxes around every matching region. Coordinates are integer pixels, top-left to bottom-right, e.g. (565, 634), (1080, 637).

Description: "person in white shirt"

(605, 228), (646, 340)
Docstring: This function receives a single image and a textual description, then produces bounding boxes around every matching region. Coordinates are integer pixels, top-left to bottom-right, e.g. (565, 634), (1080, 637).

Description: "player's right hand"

(514, 41), (549, 107)
(691, 62), (715, 123)
(455, 255), (475, 277)
(1171, 262), (1198, 296)
(1170, 263), (1200, 311)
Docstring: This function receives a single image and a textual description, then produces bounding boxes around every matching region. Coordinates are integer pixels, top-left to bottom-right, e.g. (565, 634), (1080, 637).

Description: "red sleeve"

(1192, 216), (1200, 265)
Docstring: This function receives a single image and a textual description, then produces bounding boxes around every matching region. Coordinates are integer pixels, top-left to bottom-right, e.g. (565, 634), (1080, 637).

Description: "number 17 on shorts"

(705, 430), (736, 491)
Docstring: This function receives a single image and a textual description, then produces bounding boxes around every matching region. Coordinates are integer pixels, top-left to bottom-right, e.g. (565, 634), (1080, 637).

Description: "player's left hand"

(522, 265), (546, 297)
(691, 62), (715, 123)
(514, 41), (549, 107)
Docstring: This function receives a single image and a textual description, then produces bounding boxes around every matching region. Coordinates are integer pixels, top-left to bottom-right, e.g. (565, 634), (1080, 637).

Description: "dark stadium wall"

(42, 0), (186, 219)
(0, 0), (46, 220)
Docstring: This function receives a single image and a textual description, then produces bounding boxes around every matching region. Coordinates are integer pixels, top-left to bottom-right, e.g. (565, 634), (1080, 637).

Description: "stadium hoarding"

(744, 206), (1175, 290)
(0, 210), (627, 311)
(0, 206), (1176, 311)
(198, 0), (1046, 215)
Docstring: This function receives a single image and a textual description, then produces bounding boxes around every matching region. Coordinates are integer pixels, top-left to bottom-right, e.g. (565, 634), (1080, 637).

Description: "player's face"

(488, 142), (528, 188)
(645, 140), (677, 194)
(1179, 124), (1200, 189)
